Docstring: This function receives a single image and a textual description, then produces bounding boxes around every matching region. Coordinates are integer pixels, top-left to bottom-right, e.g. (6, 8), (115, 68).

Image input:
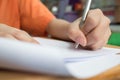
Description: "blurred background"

(41, 0), (120, 46)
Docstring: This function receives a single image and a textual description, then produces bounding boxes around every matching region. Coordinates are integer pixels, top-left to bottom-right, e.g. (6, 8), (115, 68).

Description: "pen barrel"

(82, 0), (92, 21)
(79, 0), (92, 29)
(79, 20), (84, 29)
(75, 0), (92, 48)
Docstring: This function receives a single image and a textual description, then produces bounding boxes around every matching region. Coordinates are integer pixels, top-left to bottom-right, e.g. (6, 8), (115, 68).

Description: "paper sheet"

(35, 38), (120, 62)
(0, 37), (120, 79)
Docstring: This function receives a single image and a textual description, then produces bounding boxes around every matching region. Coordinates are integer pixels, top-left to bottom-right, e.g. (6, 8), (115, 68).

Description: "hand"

(0, 24), (39, 44)
(67, 9), (111, 50)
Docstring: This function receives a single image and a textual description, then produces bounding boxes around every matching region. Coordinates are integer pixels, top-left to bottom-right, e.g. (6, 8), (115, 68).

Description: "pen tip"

(74, 43), (79, 49)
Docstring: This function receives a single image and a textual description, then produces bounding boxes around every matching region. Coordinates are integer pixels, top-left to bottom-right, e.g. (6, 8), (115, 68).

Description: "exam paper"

(0, 38), (70, 76)
(0, 37), (120, 79)
(35, 37), (120, 62)
(35, 37), (120, 78)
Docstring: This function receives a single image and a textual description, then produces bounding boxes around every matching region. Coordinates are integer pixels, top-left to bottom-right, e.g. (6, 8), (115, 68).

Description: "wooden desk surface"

(0, 45), (120, 80)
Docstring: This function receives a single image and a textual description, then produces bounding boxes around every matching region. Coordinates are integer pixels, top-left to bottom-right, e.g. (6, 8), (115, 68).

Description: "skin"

(0, 9), (111, 50)
(0, 24), (39, 44)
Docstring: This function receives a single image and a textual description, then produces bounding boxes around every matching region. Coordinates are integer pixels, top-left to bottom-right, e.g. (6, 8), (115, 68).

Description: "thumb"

(68, 18), (87, 47)
(75, 31), (87, 47)
(68, 27), (87, 47)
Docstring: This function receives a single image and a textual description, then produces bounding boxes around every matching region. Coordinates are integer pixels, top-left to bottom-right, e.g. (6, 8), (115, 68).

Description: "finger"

(81, 9), (103, 35)
(103, 26), (111, 45)
(86, 15), (110, 46)
(12, 30), (39, 44)
(0, 32), (17, 40)
(86, 27), (111, 50)
(86, 39), (105, 50)
(68, 19), (87, 46)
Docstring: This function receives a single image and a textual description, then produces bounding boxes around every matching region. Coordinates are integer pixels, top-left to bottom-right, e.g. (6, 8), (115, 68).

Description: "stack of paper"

(0, 37), (120, 79)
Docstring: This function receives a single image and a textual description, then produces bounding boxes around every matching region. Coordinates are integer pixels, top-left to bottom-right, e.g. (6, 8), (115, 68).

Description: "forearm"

(47, 18), (70, 40)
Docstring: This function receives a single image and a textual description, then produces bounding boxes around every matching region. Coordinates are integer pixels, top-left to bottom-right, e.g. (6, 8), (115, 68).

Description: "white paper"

(66, 54), (120, 79)
(0, 37), (120, 79)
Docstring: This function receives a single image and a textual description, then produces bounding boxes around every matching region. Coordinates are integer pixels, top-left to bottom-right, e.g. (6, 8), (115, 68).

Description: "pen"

(75, 0), (92, 48)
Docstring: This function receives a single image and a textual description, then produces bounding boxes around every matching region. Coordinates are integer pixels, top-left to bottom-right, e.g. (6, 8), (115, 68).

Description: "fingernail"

(76, 37), (86, 47)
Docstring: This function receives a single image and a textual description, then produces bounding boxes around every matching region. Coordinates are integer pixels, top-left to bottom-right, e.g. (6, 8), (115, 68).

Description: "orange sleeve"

(19, 0), (55, 36)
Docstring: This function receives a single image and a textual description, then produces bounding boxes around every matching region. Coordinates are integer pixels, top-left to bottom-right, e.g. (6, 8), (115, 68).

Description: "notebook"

(0, 37), (120, 79)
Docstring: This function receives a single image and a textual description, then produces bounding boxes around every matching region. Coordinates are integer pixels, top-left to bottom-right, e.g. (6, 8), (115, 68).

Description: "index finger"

(81, 9), (103, 35)
(12, 30), (39, 44)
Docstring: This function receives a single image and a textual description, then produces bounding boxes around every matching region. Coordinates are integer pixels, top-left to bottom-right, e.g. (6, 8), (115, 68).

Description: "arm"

(19, 0), (55, 37)
(47, 19), (70, 40)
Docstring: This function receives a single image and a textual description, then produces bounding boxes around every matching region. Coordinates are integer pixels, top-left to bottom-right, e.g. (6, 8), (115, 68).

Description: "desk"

(0, 45), (120, 80)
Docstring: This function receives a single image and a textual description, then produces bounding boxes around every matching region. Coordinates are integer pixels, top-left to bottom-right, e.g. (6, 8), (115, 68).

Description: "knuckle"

(90, 9), (103, 17)
(87, 16), (96, 26)
(13, 30), (23, 36)
(21, 30), (30, 36)
(95, 8), (101, 12)
(21, 30), (28, 34)
(95, 8), (103, 14)
(89, 9), (102, 15)
(105, 16), (111, 24)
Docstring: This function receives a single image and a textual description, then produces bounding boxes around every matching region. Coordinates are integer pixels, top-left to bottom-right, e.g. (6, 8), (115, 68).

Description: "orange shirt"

(0, 0), (55, 36)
